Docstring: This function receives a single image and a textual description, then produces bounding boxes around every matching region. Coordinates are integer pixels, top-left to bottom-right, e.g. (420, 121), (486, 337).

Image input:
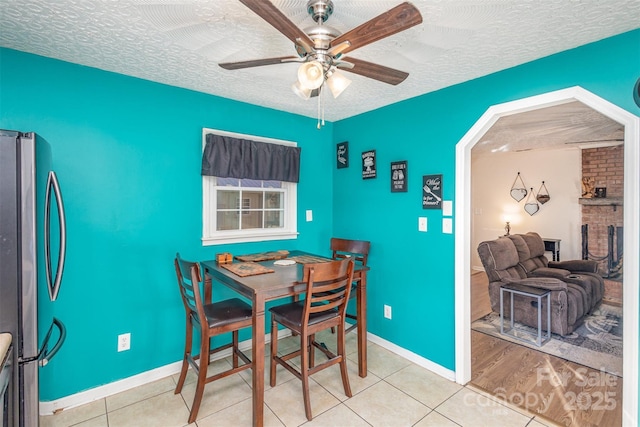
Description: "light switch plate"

(442, 218), (453, 234)
(306, 210), (313, 222)
(442, 200), (453, 216)
(418, 217), (427, 232)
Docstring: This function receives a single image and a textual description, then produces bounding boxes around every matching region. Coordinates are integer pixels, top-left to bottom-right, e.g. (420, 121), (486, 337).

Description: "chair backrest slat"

(302, 258), (355, 324)
(330, 238), (370, 267)
(174, 253), (206, 325)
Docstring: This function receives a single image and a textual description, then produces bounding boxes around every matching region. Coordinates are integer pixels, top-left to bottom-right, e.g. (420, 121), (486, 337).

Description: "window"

(216, 178), (284, 228)
(202, 129), (298, 245)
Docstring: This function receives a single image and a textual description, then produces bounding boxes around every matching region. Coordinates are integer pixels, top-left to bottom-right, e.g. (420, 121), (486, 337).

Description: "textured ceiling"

(1, 0), (639, 123)
(474, 101), (625, 156)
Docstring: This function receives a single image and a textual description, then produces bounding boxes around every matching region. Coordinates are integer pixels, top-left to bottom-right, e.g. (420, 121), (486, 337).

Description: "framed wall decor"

(336, 141), (348, 168)
(361, 150), (376, 179)
(391, 160), (407, 192)
(422, 174), (442, 209)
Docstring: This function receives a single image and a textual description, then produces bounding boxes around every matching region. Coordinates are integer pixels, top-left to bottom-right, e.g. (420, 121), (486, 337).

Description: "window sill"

(202, 231), (299, 246)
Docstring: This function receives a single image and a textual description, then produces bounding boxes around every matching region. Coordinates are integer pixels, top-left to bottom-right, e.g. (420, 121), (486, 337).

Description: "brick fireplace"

(580, 145), (623, 302)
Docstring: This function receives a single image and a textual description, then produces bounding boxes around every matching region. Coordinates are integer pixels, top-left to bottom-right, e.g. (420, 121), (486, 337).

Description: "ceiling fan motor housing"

(307, 0), (334, 23)
(305, 24), (340, 51)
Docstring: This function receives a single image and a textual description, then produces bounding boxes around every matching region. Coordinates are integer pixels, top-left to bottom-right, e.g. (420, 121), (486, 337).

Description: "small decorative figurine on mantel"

(581, 177), (595, 198)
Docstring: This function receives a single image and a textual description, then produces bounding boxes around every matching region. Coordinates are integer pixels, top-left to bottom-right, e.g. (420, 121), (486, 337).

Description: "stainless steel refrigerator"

(0, 130), (66, 427)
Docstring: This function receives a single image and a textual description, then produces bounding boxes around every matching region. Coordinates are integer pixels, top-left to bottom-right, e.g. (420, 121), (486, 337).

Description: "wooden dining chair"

(269, 258), (355, 421)
(330, 238), (370, 334)
(173, 253), (253, 424)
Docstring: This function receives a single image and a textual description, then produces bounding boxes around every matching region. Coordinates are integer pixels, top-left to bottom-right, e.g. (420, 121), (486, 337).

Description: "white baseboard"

(366, 333), (456, 381)
(39, 329), (291, 415)
(39, 361), (185, 415)
(40, 329), (455, 414)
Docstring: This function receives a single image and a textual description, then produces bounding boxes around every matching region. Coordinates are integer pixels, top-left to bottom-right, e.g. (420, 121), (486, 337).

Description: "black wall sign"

(391, 161), (407, 192)
(362, 150), (376, 179)
(422, 174), (442, 209)
(337, 141), (348, 168)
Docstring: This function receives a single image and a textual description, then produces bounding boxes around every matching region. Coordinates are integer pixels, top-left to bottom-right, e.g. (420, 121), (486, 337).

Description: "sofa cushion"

(522, 232), (546, 257)
(509, 232), (550, 273)
(507, 234), (531, 262)
(477, 237), (525, 282)
(489, 237), (519, 270)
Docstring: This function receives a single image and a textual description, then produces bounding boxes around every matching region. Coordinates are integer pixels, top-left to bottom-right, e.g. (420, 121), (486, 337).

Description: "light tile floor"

(41, 330), (559, 427)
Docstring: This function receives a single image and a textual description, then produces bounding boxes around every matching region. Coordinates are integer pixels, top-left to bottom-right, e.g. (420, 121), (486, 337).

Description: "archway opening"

(454, 86), (639, 426)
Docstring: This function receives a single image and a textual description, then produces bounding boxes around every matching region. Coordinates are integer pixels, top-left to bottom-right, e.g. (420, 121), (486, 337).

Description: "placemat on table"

(234, 250), (290, 262)
(221, 262), (274, 277)
(288, 254), (332, 264)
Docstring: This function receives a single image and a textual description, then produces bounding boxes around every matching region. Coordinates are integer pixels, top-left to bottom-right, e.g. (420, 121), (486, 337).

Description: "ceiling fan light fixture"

(292, 81), (312, 100)
(298, 61), (325, 89)
(326, 70), (351, 98)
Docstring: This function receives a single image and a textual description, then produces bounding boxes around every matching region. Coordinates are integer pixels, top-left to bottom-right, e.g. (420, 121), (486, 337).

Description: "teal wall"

(1, 28), (639, 404)
(0, 48), (335, 400)
(332, 29), (640, 370)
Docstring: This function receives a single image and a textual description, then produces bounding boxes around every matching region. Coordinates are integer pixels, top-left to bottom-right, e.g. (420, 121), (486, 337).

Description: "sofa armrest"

(549, 259), (598, 273)
(502, 277), (567, 291)
(529, 267), (571, 280)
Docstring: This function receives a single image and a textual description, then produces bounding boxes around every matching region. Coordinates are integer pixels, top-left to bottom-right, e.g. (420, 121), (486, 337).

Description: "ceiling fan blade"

(239, 0), (314, 52)
(330, 2), (422, 55)
(219, 56), (301, 70)
(338, 57), (409, 85)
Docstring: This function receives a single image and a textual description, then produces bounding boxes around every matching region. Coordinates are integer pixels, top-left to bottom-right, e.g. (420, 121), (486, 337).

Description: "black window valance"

(201, 133), (301, 183)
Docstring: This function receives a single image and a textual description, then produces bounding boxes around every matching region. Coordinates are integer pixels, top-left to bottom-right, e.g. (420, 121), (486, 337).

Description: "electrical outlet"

(118, 333), (131, 352)
(384, 305), (392, 319)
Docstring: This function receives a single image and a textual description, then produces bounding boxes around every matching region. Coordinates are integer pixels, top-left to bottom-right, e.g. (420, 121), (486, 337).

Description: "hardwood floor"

(470, 272), (623, 427)
(470, 270), (492, 321)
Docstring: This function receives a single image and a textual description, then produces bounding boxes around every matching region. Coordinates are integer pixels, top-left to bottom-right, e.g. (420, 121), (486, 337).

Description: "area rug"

(472, 304), (622, 377)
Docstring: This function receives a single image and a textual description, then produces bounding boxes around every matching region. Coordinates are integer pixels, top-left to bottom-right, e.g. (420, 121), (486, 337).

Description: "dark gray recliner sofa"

(477, 233), (603, 336)
(509, 232), (604, 313)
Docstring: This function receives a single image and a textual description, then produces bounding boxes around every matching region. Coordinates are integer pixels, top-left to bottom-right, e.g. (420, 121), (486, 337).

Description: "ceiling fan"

(219, 0), (423, 106)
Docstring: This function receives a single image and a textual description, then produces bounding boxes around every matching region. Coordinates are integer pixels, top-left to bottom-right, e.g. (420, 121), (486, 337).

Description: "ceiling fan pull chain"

(316, 85), (326, 129)
(321, 85), (325, 126)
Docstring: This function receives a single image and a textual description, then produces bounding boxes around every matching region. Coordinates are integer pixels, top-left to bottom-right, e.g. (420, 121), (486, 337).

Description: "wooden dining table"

(201, 250), (369, 427)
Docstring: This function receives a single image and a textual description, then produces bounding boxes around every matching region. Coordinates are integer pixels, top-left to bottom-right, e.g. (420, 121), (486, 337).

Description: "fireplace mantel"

(579, 197), (623, 207)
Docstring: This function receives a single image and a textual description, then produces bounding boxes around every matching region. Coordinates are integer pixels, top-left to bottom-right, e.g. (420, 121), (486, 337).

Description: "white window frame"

(202, 128), (298, 245)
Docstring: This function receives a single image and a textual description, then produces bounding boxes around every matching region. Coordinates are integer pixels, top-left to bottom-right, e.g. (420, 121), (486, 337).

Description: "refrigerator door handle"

(19, 318), (66, 367)
(39, 318), (66, 367)
(45, 170), (66, 302)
